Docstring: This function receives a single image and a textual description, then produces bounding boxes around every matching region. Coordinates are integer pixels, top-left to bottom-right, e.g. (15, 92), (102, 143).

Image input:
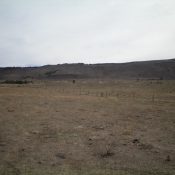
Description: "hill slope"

(0, 59), (175, 80)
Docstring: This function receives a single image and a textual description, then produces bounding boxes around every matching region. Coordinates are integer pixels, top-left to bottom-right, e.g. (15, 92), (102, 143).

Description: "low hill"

(0, 59), (175, 80)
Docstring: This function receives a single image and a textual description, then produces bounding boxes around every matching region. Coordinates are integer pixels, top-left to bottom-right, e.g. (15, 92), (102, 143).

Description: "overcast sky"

(0, 0), (175, 67)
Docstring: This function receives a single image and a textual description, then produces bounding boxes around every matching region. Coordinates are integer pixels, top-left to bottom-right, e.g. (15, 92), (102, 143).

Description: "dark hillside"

(0, 59), (175, 80)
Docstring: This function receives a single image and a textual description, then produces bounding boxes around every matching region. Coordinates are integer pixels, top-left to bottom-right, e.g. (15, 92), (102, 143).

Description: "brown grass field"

(0, 80), (175, 175)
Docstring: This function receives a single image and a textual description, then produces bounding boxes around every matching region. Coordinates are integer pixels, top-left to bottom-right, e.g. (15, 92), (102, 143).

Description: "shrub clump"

(1, 80), (32, 84)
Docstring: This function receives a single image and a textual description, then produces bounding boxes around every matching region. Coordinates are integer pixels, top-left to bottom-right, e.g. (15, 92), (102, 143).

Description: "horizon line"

(0, 58), (174, 68)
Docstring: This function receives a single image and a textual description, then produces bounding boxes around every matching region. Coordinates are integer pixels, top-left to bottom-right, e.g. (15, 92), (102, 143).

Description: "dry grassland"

(0, 80), (175, 175)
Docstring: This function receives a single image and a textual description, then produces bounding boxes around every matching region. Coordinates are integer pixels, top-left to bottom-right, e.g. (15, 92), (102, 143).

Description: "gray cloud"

(0, 0), (175, 66)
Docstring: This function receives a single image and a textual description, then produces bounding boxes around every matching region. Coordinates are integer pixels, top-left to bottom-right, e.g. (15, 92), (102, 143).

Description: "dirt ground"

(0, 80), (175, 175)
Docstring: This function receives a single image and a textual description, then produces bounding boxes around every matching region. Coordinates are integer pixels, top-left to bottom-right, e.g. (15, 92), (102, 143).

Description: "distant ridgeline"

(0, 59), (175, 80)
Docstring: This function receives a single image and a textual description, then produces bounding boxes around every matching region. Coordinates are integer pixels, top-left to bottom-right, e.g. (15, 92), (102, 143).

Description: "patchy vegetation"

(1, 80), (32, 84)
(0, 59), (175, 80)
(0, 80), (175, 175)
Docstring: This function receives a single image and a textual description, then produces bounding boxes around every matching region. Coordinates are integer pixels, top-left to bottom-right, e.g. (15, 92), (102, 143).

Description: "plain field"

(0, 80), (175, 175)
